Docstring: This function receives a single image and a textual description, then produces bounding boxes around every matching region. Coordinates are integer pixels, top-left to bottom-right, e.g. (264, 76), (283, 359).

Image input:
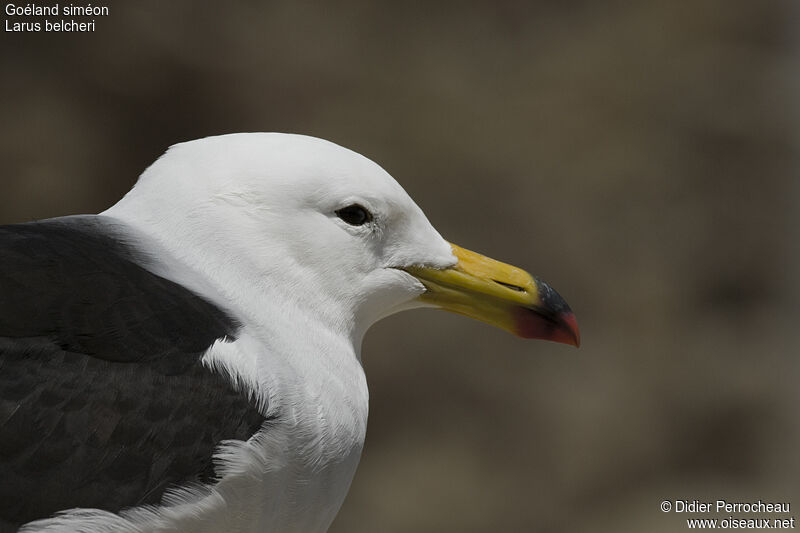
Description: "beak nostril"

(492, 280), (526, 292)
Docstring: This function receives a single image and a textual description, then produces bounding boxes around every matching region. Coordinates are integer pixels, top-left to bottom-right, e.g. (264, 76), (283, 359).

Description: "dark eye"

(335, 204), (372, 226)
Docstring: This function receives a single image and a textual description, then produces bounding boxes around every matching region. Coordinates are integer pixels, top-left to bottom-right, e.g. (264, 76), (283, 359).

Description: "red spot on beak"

(514, 308), (580, 347)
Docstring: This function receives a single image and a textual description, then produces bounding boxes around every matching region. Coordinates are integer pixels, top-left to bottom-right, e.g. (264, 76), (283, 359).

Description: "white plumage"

(5, 133), (577, 532)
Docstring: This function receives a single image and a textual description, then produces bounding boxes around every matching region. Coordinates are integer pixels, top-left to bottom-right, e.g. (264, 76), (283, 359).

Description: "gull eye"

(335, 204), (372, 226)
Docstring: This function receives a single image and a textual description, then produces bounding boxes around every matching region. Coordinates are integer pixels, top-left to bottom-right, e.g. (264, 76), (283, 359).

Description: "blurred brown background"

(2, 1), (798, 531)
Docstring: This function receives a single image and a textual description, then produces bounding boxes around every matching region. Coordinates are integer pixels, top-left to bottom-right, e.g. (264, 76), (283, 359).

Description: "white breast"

(180, 328), (371, 533)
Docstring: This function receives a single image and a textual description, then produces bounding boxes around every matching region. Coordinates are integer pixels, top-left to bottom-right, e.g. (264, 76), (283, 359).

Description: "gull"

(0, 133), (578, 533)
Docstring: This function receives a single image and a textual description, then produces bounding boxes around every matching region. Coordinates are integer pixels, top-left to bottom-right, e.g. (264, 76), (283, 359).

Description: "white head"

(106, 133), (578, 354)
(106, 133), (455, 342)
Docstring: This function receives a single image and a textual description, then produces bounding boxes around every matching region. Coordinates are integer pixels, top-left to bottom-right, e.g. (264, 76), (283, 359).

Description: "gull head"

(108, 133), (579, 347)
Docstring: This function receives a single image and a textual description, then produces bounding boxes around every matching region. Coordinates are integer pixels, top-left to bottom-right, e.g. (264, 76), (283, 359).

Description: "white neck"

(102, 200), (370, 533)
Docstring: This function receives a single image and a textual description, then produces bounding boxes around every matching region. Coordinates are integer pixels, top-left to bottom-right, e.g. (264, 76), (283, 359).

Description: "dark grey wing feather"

(0, 216), (267, 528)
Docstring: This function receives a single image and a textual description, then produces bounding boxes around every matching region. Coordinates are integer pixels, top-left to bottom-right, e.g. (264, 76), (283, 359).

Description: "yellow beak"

(404, 243), (579, 347)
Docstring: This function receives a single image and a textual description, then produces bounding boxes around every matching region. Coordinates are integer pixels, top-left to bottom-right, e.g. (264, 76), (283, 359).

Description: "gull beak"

(404, 243), (580, 347)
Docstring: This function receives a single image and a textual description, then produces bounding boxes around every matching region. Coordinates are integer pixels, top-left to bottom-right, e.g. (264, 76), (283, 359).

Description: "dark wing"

(0, 216), (266, 528)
